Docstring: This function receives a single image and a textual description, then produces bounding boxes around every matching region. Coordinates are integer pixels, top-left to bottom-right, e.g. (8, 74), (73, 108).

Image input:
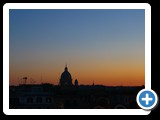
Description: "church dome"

(60, 68), (72, 81)
(59, 65), (73, 86)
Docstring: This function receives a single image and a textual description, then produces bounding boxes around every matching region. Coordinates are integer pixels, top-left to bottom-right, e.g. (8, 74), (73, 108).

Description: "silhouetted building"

(10, 84), (143, 109)
(74, 79), (78, 86)
(9, 65), (144, 109)
(9, 84), (54, 109)
(59, 65), (72, 86)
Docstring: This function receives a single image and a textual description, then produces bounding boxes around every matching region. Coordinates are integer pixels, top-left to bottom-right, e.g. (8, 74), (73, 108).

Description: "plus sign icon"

(137, 89), (158, 110)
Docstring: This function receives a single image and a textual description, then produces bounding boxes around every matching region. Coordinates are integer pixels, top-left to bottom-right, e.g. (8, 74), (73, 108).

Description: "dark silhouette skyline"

(10, 83), (144, 109)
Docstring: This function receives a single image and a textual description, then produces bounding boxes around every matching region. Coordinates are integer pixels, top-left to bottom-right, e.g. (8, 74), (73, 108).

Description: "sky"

(9, 9), (145, 86)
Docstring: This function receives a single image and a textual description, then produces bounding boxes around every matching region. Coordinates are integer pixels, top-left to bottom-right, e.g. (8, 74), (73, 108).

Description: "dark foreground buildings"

(9, 66), (144, 109)
(9, 84), (143, 109)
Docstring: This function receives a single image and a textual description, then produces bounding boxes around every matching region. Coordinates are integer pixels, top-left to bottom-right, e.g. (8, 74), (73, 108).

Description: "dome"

(60, 70), (72, 81)
(59, 65), (72, 86)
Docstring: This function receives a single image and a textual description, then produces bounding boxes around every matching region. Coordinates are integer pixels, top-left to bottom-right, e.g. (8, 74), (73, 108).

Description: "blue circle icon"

(137, 89), (158, 110)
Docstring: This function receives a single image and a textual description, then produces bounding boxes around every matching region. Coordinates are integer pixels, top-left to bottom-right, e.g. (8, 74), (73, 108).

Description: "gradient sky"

(9, 9), (145, 86)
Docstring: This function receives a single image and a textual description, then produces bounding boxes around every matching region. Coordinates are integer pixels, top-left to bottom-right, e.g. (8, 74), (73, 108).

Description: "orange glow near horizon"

(9, 58), (144, 86)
